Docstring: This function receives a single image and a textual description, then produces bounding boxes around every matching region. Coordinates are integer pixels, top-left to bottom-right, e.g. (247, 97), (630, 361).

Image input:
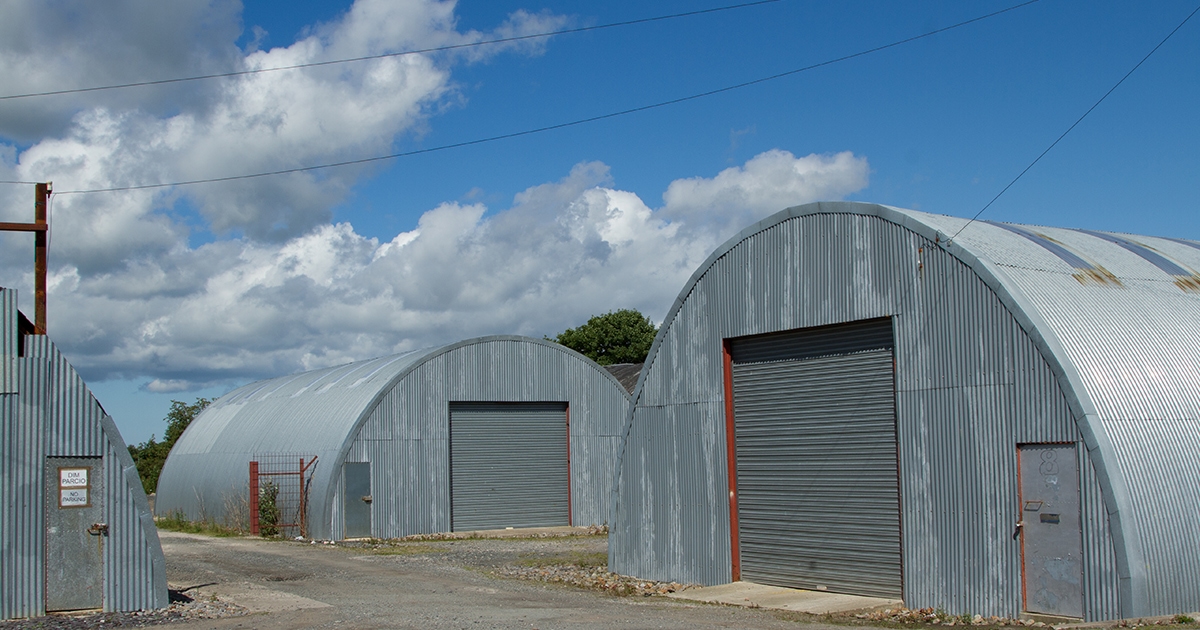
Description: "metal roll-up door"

(729, 317), (901, 598)
(450, 402), (569, 531)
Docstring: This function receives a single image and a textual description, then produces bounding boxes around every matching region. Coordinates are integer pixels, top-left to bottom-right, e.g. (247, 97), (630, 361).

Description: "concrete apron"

(667, 581), (901, 615)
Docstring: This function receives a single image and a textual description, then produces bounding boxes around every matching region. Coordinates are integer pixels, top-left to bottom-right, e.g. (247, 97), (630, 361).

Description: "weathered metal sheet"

(45, 456), (105, 612)
(449, 402), (569, 531)
(1019, 444), (1084, 618)
(158, 336), (631, 540)
(1, 288), (15, 394)
(731, 321), (901, 598)
(928, 215), (1200, 617)
(1, 349), (47, 620)
(611, 202), (1192, 621)
(1, 288), (166, 619)
(341, 462), (371, 538)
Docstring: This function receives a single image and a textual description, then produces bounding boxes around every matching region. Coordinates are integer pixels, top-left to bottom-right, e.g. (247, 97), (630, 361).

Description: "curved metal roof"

(158, 335), (631, 537)
(167, 349), (428, 461)
(617, 201), (1200, 617)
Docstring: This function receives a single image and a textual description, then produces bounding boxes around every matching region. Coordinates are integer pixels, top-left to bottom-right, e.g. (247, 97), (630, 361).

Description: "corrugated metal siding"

(449, 402), (569, 530)
(1, 289), (14, 394)
(1103, 418), (1200, 614)
(160, 336), (630, 540)
(732, 324), (901, 598)
(344, 338), (629, 538)
(24, 335), (105, 457)
(609, 399), (730, 586)
(2, 353), (47, 620)
(1079, 443), (1121, 620)
(612, 203), (1124, 620)
(2, 293), (166, 619)
(928, 216), (1200, 617)
(157, 351), (430, 536)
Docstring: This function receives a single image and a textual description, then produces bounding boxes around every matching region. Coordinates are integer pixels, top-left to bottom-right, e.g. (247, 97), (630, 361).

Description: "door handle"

(1012, 521), (1024, 540)
(361, 495), (373, 504)
(88, 523), (109, 536)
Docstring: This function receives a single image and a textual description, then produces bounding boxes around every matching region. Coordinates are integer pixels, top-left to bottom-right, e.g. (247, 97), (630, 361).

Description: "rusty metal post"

(298, 458), (306, 538)
(249, 461), (260, 536)
(34, 183), (48, 335)
(0, 183), (50, 334)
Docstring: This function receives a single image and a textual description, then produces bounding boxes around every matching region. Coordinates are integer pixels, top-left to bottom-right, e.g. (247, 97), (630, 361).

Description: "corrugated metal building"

(157, 336), (630, 540)
(1, 287), (168, 619)
(609, 201), (1200, 621)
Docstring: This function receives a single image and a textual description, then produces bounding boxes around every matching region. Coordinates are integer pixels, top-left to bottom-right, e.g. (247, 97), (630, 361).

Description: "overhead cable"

(0, 1), (780, 102)
(950, 4), (1200, 239)
(54, 0), (1040, 196)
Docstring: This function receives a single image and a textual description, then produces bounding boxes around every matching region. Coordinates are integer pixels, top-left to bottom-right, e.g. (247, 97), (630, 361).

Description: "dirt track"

(161, 531), (842, 630)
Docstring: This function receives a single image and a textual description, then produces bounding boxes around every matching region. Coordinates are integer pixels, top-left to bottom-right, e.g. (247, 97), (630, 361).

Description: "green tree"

(552, 309), (657, 366)
(127, 397), (211, 495)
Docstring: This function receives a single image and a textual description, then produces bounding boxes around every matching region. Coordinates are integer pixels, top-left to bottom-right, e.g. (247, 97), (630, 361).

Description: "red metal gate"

(249, 454), (318, 537)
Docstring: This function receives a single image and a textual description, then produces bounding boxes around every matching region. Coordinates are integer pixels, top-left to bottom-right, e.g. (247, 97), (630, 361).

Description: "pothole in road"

(262, 573), (312, 582)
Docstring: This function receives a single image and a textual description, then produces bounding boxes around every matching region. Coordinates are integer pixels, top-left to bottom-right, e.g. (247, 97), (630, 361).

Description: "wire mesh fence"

(249, 454), (318, 538)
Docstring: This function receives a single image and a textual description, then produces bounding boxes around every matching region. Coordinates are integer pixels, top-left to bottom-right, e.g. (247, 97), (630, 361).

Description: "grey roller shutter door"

(730, 318), (902, 598)
(450, 402), (569, 531)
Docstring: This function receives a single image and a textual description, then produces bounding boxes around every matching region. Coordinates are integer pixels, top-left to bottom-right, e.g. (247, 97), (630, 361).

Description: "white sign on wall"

(60, 468), (88, 487)
(60, 488), (89, 507)
(58, 467), (91, 508)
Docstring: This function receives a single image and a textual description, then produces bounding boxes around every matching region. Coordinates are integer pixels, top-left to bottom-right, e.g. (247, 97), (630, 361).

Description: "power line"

(0, 1), (780, 102)
(54, 0), (1039, 196)
(950, 3), (1200, 240)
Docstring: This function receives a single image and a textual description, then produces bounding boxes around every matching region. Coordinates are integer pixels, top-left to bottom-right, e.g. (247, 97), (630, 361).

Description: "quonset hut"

(609, 201), (1200, 621)
(157, 336), (630, 540)
(1, 288), (167, 618)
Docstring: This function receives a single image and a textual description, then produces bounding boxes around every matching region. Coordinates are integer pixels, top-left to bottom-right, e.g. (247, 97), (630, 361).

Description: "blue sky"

(1, 0), (1198, 444)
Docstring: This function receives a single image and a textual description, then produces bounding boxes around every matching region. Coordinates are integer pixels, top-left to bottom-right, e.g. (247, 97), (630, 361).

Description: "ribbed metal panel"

(608, 399), (731, 586)
(2, 290), (166, 619)
(159, 336), (630, 540)
(1, 289), (15, 394)
(449, 402), (569, 531)
(1103, 417), (1200, 614)
(612, 202), (1142, 621)
(732, 321), (901, 598)
(23, 335), (106, 458)
(938, 218), (1200, 617)
(1079, 444), (1121, 620)
(2, 354), (47, 620)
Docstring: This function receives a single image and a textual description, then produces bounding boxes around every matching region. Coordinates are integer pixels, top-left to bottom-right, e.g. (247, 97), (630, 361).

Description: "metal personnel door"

(729, 318), (902, 599)
(45, 457), (104, 612)
(1019, 444), (1083, 618)
(449, 402), (569, 531)
(343, 462), (372, 538)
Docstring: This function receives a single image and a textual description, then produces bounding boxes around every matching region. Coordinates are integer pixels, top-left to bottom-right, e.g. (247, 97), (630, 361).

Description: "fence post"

(249, 461), (260, 536)
(298, 457), (306, 538)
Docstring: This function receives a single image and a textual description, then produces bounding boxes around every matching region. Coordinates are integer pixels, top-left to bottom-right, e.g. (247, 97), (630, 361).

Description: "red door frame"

(565, 404), (573, 526)
(722, 339), (741, 581)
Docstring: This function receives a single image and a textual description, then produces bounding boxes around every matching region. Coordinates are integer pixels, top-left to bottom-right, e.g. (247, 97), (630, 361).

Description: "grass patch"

(155, 511), (244, 537)
(517, 551), (608, 569)
(368, 544), (452, 556)
(339, 538), (454, 555)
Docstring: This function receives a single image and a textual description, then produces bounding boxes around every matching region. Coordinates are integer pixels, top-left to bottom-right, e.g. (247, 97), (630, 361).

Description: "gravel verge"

(856, 608), (1200, 629)
(0, 590), (246, 629)
(495, 563), (693, 597)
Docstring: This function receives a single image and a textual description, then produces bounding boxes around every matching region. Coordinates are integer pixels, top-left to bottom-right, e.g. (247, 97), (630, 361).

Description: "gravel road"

(155, 531), (845, 630)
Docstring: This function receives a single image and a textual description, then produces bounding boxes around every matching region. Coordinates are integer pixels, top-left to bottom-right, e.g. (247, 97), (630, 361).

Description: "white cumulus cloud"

(24, 150), (868, 390)
(662, 149), (869, 238)
(0, 1), (870, 395)
(0, 0), (568, 249)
